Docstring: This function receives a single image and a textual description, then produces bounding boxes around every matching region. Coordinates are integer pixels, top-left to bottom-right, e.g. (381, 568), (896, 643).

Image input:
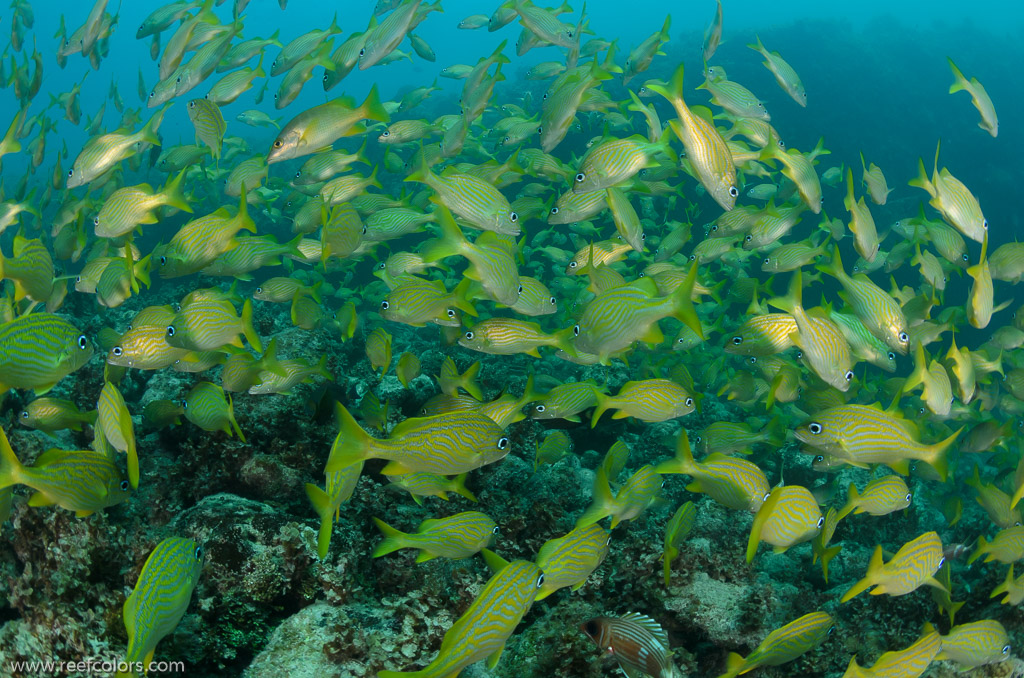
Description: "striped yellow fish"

(718, 612), (833, 678)
(948, 57), (998, 137)
(656, 431), (769, 512)
(0, 427), (129, 517)
(183, 381), (245, 442)
(965, 466), (1021, 529)
(758, 138), (826, 214)
(576, 465), (662, 529)
(844, 168), (879, 262)
(378, 550), (541, 678)
(19, 397), (96, 434)
(0, 314), (93, 395)
(396, 352), (421, 389)
(573, 135), (672, 193)
(535, 523), (609, 600)
(385, 471), (475, 506)
(841, 531), (945, 602)
(795, 404), (960, 480)
(509, 276), (557, 317)
(67, 104), (167, 188)
(157, 191), (256, 279)
(421, 210), (521, 305)
(904, 343), (954, 416)
(307, 461), (364, 559)
(749, 35), (807, 106)
(167, 298), (261, 354)
(532, 381), (600, 423)
(837, 476), (911, 521)
(841, 625), (939, 678)
(372, 511), (497, 562)
(117, 537), (202, 678)
(698, 69), (770, 121)
(365, 327), (392, 377)
(746, 485), (823, 562)
(818, 245), (909, 354)
(248, 356), (331, 395)
(648, 64), (738, 211)
(967, 525), (1024, 565)
(663, 501), (696, 586)
(0, 236), (54, 304)
(95, 171), (191, 239)
(108, 324), (187, 371)
(725, 314), (798, 357)
(534, 430), (572, 471)
(549, 187), (608, 225)
(910, 142), (987, 243)
(406, 163), (519, 236)
(591, 379), (697, 426)
(859, 152), (892, 205)
(97, 381), (138, 488)
(460, 318), (572, 358)
(186, 98), (226, 161)
(268, 86), (388, 164)
(327, 403), (508, 476)
(934, 620), (1010, 669)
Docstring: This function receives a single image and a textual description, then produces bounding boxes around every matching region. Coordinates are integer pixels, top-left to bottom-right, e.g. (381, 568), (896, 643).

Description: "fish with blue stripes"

(932, 620), (1010, 670)
(116, 537), (203, 678)
(656, 431), (770, 513)
(663, 501), (696, 586)
(372, 511), (497, 562)
(836, 475), (911, 521)
(377, 550), (542, 677)
(841, 531), (946, 602)
(0, 313), (93, 395)
(746, 485), (823, 563)
(535, 523), (609, 600)
(718, 611), (833, 678)
(183, 381), (246, 442)
(97, 381), (139, 489)
(576, 465), (662, 529)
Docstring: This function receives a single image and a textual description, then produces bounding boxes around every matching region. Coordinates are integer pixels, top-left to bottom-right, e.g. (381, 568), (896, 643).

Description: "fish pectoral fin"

(486, 643), (506, 670)
(27, 491), (55, 507)
(414, 550), (439, 563)
(75, 509), (95, 518)
(380, 461), (412, 476)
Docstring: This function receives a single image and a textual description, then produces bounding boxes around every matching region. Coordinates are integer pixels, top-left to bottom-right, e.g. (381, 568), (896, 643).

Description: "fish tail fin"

(551, 326), (577, 355)
(240, 299), (263, 353)
(327, 12), (342, 36)
(260, 337), (287, 378)
(670, 261), (703, 339)
(451, 473), (477, 502)
(325, 403), (373, 472)
(575, 466), (614, 528)
(489, 38), (510, 65)
(820, 544), (842, 583)
(967, 535), (987, 565)
(764, 415), (786, 447)
(304, 483), (334, 559)
(458, 360), (484, 400)
(835, 483), (859, 522)
(903, 342), (929, 394)
(654, 430), (697, 475)
(1, 109), (25, 155)
(925, 426), (962, 482)
(235, 185), (256, 233)
(420, 207), (467, 262)
(991, 564), (1014, 599)
(267, 29), (282, 48)
(226, 394), (246, 443)
(139, 104), (168, 147)
(815, 243), (843, 280)
(358, 84), (390, 124)
(840, 545), (882, 602)
(716, 652), (746, 678)
(947, 57), (969, 93)
(161, 169), (192, 213)
(646, 62), (685, 107)
(589, 391), (610, 428)
(520, 373), (543, 407)
(307, 279), (323, 304)
(371, 517), (408, 557)
(315, 354), (333, 381)
(767, 269), (802, 314)
(451, 276), (478, 318)
(252, 53), (266, 79)
(908, 156), (935, 197)
(0, 428), (22, 489)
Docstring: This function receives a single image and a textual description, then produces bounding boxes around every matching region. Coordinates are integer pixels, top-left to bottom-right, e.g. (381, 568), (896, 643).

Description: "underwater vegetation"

(1, 0), (1024, 676)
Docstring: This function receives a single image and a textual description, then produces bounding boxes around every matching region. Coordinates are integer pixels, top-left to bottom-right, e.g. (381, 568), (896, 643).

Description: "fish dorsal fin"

(619, 612), (669, 649)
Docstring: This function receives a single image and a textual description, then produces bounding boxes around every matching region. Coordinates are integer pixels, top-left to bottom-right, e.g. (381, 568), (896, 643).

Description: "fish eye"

(575, 172), (586, 183)
(176, 76), (181, 83)
(19, 411), (28, 419)
(535, 573), (544, 587)
(120, 480), (130, 491)
(763, 258), (770, 265)
(112, 346), (123, 356)
(359, 48), (364, 56)
(550, 206), (559, 214)
(491, 525), (500, 534)
(814, 455), (824, 463)
(905, 492), (912, 502)
(93, 216), (100, 226)
(728, 186), (739, 197)
(535, 404), (546, 412)
(195, 545), (202, 559)
(504, 136), (510, 142)
(937, 556), (945, 568)
(731, 336), (743, 345)
(273, 140), (283, 148)
(380, 301), (389, 310)
(685, 397), (694, 407)
(749, 357), (757, 364)
(844, 370), (854, 381)
(796, 350), (803, 359)
(983, 219), (989, 230)
(573, 325), (580, 337)
(381, 130), (390, 137)
(75, 276), (81, 283)
(77, 335), (88, 350)
(159, 255), (167, 265)
(816, 516), (825, 528)
(537, 126), (543, 133)
(167, 326), (176, 337)
(1003, 645), (1011, 655)
(887, 352), (896, 361)
(568, 261), (577, 269)
(827, 626), (835, 636)
(377, 262), (387, 270)
(808, 422), (823, 435)
(694, 435), (702, 443)
(256, 287), (263, 294)
(446, 308), (456, 319)
(744, 235), (753, 242)
(549, 296), (556, 305)
(67, 169), (74, 177)
(181, 399), (188, 408)
(517, 285), (523, 294)
(465, 331), (474, 340)
(148, 91), (154, 98)
(294, 171), (302, 179)
(962, 253), (969, 261)
(898, 331), (909, 343)
(497, 436), (509, 449)
(510, 212), (519, 223)
(762, 491), (771, 502)
(918, 407), (926, 415)
(710, 224), (719, 232)
(323, 73), (329, 82)
(188, 100), (195, 108)
(689, 254), (696, 261)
